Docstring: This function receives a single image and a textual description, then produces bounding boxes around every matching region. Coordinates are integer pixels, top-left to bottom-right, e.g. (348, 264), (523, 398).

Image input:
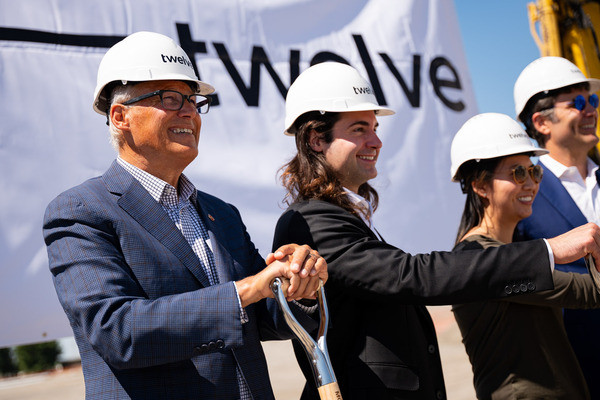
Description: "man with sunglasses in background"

(42, 31), (327, 400)
(514, 56), (600, 398)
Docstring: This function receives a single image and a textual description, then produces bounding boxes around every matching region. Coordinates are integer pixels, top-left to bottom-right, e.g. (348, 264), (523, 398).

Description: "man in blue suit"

(42, 31), (327, 400)
(515, 56), (600, 398)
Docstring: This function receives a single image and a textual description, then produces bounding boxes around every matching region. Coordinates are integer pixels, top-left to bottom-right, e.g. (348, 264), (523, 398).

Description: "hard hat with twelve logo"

(450, 112), (548, 182)
(284, 62), (394, 135)
(93, 31), (215, 115)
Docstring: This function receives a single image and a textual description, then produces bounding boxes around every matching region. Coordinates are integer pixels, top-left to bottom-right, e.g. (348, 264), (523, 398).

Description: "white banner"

(0, 0), (477, 347)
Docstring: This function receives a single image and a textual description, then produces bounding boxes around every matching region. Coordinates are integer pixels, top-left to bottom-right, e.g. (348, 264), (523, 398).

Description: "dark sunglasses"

(566, 93), (599, 111)
(511, 164), (543, 184)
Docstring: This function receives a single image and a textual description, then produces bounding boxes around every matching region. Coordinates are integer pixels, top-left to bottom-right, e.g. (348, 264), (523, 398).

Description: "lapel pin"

(208, 214), (215, 222)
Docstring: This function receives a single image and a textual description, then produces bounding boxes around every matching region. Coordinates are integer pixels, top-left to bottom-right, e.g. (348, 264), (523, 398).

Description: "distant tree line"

(0, 341), (60, 376)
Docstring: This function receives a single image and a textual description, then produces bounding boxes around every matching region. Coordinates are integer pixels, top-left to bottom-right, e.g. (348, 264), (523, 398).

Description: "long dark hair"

(454, 157), (502, 244)
(279, 111), (379, 217)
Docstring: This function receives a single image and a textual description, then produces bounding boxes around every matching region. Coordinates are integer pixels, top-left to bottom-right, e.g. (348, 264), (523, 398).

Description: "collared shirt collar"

(539, 154), (600, 226)
(116, 157), (197, 205)
(540, 154), (598, 182)
(343, 187), (373, 228)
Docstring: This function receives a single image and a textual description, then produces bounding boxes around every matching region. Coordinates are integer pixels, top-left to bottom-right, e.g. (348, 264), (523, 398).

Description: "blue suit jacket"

(43, 161), (307, 399)
(516, 160), (600, 397)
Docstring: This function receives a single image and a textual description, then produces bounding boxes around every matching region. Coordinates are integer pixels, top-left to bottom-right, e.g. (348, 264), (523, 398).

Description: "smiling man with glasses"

(514, 56), (600, 398)
(42, 31), (328, 400)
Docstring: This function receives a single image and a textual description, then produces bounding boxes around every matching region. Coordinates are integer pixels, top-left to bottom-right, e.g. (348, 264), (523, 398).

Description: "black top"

(453, 235), (599, 400)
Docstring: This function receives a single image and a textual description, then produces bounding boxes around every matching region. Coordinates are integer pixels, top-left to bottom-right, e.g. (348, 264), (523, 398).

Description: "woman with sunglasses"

(450, 112), (600, 400)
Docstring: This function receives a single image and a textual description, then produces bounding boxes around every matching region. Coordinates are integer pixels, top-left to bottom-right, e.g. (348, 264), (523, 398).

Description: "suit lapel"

(372, 226), (386, 242)
(192, 195), (239, 283)
(210, 233), (235, 283)
(103, 161), (211, 288)
(355, 214), (380, 241)
(537, 161), (588, 227)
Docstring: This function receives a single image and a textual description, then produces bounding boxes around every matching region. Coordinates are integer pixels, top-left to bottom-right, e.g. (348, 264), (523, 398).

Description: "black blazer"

(273, 199), (554, 400)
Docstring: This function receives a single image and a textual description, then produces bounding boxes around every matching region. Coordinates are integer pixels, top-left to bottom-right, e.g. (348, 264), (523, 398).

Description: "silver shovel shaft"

(271, 278), (339, 392)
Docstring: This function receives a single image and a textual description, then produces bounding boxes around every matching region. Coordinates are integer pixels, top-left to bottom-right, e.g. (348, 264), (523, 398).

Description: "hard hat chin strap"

(460, 179), (468, 194)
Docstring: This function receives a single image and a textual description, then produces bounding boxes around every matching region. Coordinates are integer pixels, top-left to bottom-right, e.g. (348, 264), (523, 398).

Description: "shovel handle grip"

(317, 382), (343, 400)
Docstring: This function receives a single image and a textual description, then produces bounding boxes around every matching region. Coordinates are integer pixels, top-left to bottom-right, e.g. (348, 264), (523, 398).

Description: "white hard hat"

(514, 56), (600, 121)
(283, 62), (395, 135)
(450, 113), (549, 181)
(93, 31), (215, 115)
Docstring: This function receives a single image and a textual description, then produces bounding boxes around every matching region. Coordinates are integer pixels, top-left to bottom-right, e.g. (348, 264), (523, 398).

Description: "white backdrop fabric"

(0, 0), (477, 347)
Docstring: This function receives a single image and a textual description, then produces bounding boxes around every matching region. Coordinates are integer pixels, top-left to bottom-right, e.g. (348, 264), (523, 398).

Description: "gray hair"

(107, 84), (138, 151)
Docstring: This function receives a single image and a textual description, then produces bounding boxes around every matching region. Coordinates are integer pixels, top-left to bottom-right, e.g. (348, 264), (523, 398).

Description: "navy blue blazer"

(517, 160), (600, 397)
(43, 161), (309, 399)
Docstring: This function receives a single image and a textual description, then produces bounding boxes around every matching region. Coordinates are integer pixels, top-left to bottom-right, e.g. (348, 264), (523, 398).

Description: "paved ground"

(0, 305), (475, 399)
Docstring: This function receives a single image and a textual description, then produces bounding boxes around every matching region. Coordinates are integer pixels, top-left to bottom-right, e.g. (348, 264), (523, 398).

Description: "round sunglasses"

(566, 93), (599, 111)
(511, 164), (543, 184)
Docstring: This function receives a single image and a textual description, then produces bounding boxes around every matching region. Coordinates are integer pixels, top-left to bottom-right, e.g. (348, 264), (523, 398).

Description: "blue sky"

(454, 0), (541, 118)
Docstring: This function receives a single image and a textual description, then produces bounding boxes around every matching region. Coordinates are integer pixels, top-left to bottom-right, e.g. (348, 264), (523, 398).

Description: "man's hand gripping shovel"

(271, 278), (342, 400)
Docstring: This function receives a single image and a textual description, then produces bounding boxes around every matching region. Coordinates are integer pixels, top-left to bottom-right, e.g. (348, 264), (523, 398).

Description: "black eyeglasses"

(511, 164), (543, 184)
(565, 93), (599, 111)
(122, 90), (211, 114)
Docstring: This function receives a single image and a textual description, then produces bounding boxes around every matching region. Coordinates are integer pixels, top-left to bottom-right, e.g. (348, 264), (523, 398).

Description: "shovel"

(271, 277), (342, 400)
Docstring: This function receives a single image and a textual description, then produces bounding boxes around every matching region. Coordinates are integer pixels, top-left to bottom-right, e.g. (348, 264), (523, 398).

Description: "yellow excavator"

(528, 0), (600, 75)
(528, 0), (600, 153)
